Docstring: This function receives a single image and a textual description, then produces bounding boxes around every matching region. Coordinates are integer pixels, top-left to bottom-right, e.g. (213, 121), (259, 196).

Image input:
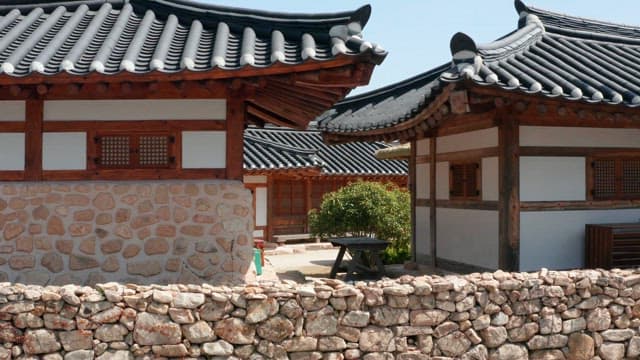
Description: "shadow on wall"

(0, 180), (256, 285)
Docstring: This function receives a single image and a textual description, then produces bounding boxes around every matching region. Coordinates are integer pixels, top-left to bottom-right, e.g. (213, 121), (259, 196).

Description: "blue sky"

(205, 1), (639, 95)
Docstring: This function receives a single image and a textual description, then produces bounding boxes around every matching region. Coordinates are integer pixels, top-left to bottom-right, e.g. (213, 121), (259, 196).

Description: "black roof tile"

(0, 0), (385, 77)
(244, 127), (407, 176)
(318, 0), (640, 135)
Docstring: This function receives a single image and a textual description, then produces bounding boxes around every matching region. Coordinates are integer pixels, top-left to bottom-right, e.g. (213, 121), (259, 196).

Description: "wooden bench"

(273, 233), (317, 245)
(586, 223), (640, 269)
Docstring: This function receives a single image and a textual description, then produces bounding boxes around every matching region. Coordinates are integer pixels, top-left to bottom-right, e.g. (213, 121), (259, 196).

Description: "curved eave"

(321, 82), (455, 138)
(0, 52), (382, 85)
(0, 1), (372, 29)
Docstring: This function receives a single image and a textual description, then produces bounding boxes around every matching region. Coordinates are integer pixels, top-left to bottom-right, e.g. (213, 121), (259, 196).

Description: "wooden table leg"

(374, 251), (386, 278)
(329, 246), (347, 279)
(345, 250), (362, 281)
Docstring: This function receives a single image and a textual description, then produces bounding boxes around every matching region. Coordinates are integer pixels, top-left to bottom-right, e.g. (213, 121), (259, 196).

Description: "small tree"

(308, 181), (411, 264)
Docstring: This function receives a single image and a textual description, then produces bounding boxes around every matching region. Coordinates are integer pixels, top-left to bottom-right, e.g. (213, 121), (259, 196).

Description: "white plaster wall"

(520, 209), (640, 271)
(244, 175), (267, 184)
(43, 99), (226, 121)
(415, 206), (430, 260)
(482, 157), (499, 201)
(520, 157), (586, 201)
(255, 187), (267, 227)
(437, 127), (498, 153)
(253, 230), (264, 238)
(182, 131), (226, 169)
(436, 162), (449, 200)
(0, 101), (25, 121)
(416, 163), (429, 199)
(0, 133), (24, 170)
(416, 138), (430, 156)
(437, 209), (499, 269)
(42, 132), (86, 170)
(520, 126), (640, 148)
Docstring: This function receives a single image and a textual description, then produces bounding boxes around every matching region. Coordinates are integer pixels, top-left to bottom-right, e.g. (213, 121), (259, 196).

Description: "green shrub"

(308, 181), (411, 264)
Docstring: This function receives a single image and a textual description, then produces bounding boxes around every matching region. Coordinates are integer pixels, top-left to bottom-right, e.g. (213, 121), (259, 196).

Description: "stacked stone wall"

(1, 269), (640, 359)
(0, 181), (254, 285)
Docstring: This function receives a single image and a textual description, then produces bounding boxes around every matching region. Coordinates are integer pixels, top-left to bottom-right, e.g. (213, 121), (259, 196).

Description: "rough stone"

(214, 317), (255, 345)
(182, 320), (215, 343)
(24, 329), (60, 354)
(133, 313), (181, 345)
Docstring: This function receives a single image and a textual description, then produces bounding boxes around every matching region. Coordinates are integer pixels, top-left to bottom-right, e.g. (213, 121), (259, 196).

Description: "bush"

(308, 181), (411, 264)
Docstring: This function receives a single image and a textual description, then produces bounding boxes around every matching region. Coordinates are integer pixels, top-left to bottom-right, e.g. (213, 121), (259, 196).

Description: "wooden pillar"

(266, 176), (274, 242)
(305, 178), (312, 233)
(429, 135), (437, 267)
(409, 140), (417, 262)
(498, 113), (520, 271)
(225, 96), (245, 180)
(25, 99), (43, 181)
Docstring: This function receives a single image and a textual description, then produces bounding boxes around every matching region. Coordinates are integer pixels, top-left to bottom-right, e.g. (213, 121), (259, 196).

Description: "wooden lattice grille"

(622, 159), (640, 197)
(96, 133), (174, 169)
(274, 180), (306, 217)
(99, 136), (130, 167)
(450, 162), (480, 199)
(140, 136), (170, 167)
(591, 157), (640, 200)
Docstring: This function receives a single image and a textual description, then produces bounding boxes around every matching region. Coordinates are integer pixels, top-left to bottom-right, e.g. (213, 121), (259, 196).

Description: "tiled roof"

(318, 0), (640, 135)
(244, 127), (407, 176)
(0, 0), (385, 77)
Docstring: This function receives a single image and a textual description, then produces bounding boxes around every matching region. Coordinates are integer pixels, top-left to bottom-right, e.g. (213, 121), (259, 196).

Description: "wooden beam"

(498, 113), (519, 271)
(430, 135), (437, 268)
(226, 96), (245, 181)
(25, 99), (43, 181)
(521, 200), (640, 212)
(43, 120), (226, 132)
(435, 200), (499, 210)
(416, 147), (499, 164)
(410, 139), (417, 262)
(520, 146), (640, 157)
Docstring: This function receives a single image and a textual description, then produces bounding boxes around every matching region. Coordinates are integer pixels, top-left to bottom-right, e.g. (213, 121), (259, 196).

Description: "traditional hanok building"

(0, 0), (385, 284)
(319, 0), (640, 273)
(243, 127), (407, 243)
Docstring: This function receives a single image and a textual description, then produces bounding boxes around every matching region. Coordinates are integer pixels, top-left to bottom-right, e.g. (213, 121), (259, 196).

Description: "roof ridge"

(331, 62), (451, 109)
(244, 133), (318, 155)
(516, 0), (640, 43)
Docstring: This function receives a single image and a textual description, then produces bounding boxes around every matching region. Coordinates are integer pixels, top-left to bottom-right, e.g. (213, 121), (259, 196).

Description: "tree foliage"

(308, 181), (411, 264)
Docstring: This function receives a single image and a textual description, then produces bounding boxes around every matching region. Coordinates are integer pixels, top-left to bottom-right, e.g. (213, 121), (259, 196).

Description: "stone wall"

(1, 269), (640, 359)
(0, 181), (254, 285)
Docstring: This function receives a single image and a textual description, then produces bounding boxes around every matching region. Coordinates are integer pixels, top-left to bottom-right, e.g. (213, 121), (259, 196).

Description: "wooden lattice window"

(449, 162), (480, 199)
(590, 157), (640, 200)
(274, 180), (306, 217)
(95, 133), (175, 169)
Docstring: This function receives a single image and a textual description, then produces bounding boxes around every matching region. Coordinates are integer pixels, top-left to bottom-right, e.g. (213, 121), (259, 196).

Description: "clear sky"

(204, 1), (639, 95)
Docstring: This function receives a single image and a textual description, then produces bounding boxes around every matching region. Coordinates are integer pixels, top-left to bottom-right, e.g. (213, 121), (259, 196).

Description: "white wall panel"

(0, 101), (25, 121)
(416, 138), (430, 156)
(520, 157), (586, 201)
(437, 127), (498, 153)
(415, 206), (430, 260)
(182, 131), (226, 169)
(436, 162), (449, 200)
(416, 163), (429, 199)
(44, 99), (226, 121)
(255, 187), (267, 227)
(244, 175), (267, 184)
(482, 157), (499, 201)
(437, 209), (499, 269)
(43, 132), (86, 170)
(520, 209), (640, 271)
(520, 126), (640, 148)
(253, 230), (264, 238)
(0, 133), (24, 170)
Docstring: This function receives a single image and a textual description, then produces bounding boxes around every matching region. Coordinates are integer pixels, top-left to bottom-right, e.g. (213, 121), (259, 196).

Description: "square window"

(449, 162), (480, 200)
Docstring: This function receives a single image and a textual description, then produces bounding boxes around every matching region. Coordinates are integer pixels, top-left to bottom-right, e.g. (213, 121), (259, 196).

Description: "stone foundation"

(0, 181), (255, 285)
(1, 269), (640, 359)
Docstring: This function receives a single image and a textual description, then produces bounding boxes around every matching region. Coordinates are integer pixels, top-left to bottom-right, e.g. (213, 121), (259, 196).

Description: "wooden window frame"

(92, 132), (177, 170)
(587, 153), (640, 201)
(449, 161), (481, 200)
